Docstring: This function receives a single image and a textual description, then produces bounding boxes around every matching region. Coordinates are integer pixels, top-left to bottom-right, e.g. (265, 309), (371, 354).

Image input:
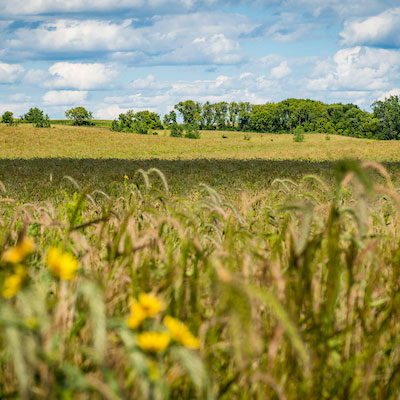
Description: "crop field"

(0, 124), (400, 399)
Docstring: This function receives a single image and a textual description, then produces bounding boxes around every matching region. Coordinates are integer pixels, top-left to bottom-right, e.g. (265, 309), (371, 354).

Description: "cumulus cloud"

(43, 90), (88, 105)
(0, 63), (24, 83)
(8, 13), (254, 65)
(377, 88), (400, 101)
(270, 61), (291, 79)
(340, 7), (400, 47)
(45, 63), (117, 90)
(307, 46), (400, 91)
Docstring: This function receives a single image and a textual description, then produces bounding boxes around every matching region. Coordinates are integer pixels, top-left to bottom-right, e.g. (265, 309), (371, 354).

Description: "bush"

(1, 111), (14, 125)
(65, 107), (94, 126)
(35, 114), (51, 128)
(132, 120), (149, 135)
(111, 120), (123, 132)
(184, 124), (200, 139)
(293, 126), (305, 142)
(169, 123), (184, 137)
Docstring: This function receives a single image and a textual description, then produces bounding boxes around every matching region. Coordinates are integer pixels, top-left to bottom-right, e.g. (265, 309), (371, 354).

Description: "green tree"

(1, 111), (14, 125)
(372, 95), (400, 140)
(22, 107), (50, 128)
(163, 110), (177, 126)
(174, 100), (201, 127)
(65, 107), (94, 126)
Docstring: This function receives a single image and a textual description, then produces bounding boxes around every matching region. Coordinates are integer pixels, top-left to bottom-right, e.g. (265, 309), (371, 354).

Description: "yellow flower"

(164, 316), (200, 350)
(2, 274), (23, 298)
(2, 238), (34, 264)
(127, 301), (147, 330)
(136, 331), (171, 353)
(138, 293), (164, 318)
(46, 247), (78, 280)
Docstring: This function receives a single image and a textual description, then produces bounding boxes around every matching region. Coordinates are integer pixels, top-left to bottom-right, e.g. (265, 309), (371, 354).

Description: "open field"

(3, 124), (400, 161)
(1, 124), (400, 399)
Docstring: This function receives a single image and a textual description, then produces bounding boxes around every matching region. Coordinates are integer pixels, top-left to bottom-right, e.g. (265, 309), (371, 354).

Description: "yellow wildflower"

(46, 247), (78, 280)
(164, 316), (200, 350)
(127, 301), (147, 329)
(136, 331), (171, 353)
(138, 293), (164, 318)
(2, 238), (34, 264)
(2, 274), (23, 298)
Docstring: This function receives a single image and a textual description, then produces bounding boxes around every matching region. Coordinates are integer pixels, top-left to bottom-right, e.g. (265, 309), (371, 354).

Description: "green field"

(1, 124), (399, 399)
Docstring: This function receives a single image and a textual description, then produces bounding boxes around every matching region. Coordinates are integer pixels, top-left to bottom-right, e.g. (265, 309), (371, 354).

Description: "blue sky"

(1, 0), (400, 119)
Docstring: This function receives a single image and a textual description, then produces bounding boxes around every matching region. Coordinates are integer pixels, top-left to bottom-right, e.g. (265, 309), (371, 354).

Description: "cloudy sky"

(1, 0), (400, 119)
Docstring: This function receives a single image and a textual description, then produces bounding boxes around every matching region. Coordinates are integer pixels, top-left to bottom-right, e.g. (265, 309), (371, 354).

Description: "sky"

(1, 0), (400, 119)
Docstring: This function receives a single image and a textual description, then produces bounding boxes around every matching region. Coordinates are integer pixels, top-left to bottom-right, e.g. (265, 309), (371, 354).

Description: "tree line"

(2, 96), (400, 140)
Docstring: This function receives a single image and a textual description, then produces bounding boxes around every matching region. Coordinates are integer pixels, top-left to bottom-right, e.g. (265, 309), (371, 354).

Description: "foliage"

(0, 163), (400, 398)
(1, 111), (14, 125)
(172, 98), (384, 139)
(184, 124), (200, 139)
(65, 107), (94, 126)
(111, 110), (162, 133)
(169, 122), (184, 137)
(293, 125), (305, 142)
(372, 95), (400, 140)
(22, 107), (51, 128)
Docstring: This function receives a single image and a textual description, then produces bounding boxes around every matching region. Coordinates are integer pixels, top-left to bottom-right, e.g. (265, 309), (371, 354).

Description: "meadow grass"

(0, 124), (400, 398)
(3, 123), (400, 161)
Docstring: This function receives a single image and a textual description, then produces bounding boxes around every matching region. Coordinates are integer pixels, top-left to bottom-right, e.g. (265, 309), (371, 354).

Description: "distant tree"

(1, 111), (14, 125)
(372, 95), (400, 140)
(22, 107), (50, 128)
(174, 100), (201, 126)
(163, 110), (177, 126)
(65, 107), (94, 126)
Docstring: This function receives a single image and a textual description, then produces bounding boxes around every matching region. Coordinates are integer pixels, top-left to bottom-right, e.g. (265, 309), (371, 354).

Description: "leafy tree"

(1, 111), (14, 125)
(22, 107), (50, 128)
(163, 110), (177, 126)
(174, 100), (201, 127)
(65, 107), (94, 126)
(133, 110), (163, 130)
(372, 95), (400, 140)
(111, 110), (161, 133)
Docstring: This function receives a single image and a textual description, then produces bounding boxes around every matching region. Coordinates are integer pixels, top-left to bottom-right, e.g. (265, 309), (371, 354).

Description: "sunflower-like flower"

(127, 301), (147, 329)
(163, 316), (200, 349)
(136, 331), (171, 353)
(2, 238), (34, 264)
(138, 293), (164, 318)
(46, 247), (78, 280)
(2, 274), (22, 298)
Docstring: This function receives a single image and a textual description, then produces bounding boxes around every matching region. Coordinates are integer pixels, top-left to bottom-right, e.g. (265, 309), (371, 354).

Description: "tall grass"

(0, 161), (399, 399)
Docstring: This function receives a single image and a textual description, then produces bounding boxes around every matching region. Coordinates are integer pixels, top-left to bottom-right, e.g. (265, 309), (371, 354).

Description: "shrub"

(65, 107), (94, 126)
(169, 123), (184, 137)
(132, 120), (149, 135)
(111, 120), (123, 132)
(293, 126), (305, 142)
(1, 111), (14, 125)
(184, 124), (201, 139)
(243, 133), (251, 141)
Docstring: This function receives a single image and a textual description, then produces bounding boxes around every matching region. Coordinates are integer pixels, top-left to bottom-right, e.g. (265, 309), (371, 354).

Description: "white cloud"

(46, 62), (117, 89)
(307, 47), (400, 91)
(95, 105), (130, 119)
(9, 13), (254, 65)
(270, 61), (291, 79)
(377, 88), (400, 101)
(0, 0), (219, 15)
(43, 90), (88, 105)
(24, 69), (50, 84)
(0, 63), (24, 83)
(340, 7), (400, 47)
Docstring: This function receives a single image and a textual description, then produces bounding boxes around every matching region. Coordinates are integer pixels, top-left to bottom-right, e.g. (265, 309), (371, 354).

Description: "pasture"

(0, 123), (399, 399)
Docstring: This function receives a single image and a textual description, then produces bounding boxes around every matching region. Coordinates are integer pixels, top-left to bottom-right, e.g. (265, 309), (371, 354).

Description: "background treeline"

(163, 97), (399, 139)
